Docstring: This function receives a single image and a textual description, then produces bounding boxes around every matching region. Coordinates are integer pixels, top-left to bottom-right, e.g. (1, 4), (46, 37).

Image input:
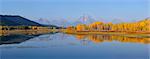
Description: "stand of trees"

(67, 18), (150, 32)
(0, 26), (54, 30)
(112, 19), (150, 31)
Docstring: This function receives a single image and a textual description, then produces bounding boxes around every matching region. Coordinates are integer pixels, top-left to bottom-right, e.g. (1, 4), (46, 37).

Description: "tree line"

(67, 18), (150, 32)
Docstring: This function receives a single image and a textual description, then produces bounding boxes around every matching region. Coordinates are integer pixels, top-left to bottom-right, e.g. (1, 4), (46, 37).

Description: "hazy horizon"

(0, 0), (149, 26)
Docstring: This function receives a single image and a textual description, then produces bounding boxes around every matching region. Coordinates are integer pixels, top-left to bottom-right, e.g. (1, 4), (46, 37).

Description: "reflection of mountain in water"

(0, 32), (57, 45)
(74, 34), (150, 44)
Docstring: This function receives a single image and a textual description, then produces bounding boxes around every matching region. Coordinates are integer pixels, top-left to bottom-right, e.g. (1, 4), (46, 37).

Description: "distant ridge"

(0, 15), (42, 26)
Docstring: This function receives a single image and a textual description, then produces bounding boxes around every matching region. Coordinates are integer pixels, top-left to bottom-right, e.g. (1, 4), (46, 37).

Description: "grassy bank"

(0, 29), (59, 36)
(62, 29), (150, 38)
(1, 29), (150, 38)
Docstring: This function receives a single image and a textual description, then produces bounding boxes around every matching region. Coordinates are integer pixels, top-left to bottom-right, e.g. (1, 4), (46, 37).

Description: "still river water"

(0, 32), (150, 59)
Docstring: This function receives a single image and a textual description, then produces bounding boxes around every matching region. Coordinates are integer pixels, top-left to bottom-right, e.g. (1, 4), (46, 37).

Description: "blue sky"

(0, 0), (149, 26)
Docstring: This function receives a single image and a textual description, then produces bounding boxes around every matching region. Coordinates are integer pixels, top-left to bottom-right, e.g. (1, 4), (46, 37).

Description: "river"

(0, 33), (149, 59)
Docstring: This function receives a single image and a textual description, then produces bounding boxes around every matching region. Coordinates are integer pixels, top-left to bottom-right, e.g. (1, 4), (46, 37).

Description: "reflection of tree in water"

(0, 34), (36, 45)
(0, 32), (58, 45)
(74, 34), (150, 44)
(111, 36), (149, 44)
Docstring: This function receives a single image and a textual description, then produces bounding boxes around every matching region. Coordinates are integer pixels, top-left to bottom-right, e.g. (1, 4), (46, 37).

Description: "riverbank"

(62, 30), (150, 38)
(0, 29), (59, 36)
(1, 29), (150, 37)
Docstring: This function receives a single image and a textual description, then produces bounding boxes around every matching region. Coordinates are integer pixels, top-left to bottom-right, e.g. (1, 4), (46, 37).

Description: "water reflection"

(1, 33), (150, 45)
(73, 34), (150, 44)
(0, 33), (149, 59)
(0, 32), (57, 45)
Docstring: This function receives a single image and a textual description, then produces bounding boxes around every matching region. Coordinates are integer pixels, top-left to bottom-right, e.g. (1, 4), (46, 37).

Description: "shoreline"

(0, 29), (59, 36)
(1, 29), (150, 37)
(62, 30), (150, 38)
(65, 31), (150, 34)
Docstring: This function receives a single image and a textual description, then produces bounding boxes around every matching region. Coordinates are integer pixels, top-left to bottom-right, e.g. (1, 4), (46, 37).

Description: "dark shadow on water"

(0, 32), (58, 45)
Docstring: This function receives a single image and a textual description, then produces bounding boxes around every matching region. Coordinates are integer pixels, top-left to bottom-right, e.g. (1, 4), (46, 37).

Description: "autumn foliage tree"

(112, 18), (150, 32)
(69, 18), (150, 32)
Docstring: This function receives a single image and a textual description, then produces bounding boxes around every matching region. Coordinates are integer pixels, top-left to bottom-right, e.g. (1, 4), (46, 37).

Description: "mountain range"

(0, 15), (43, 26)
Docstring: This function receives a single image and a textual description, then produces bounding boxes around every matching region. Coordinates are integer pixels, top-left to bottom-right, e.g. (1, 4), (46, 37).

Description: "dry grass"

(0, 29), (58, 36)
(62, 29), (150, 38)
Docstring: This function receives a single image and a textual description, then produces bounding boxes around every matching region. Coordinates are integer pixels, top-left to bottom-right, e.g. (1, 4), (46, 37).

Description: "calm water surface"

(0, 33), (149, 59)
